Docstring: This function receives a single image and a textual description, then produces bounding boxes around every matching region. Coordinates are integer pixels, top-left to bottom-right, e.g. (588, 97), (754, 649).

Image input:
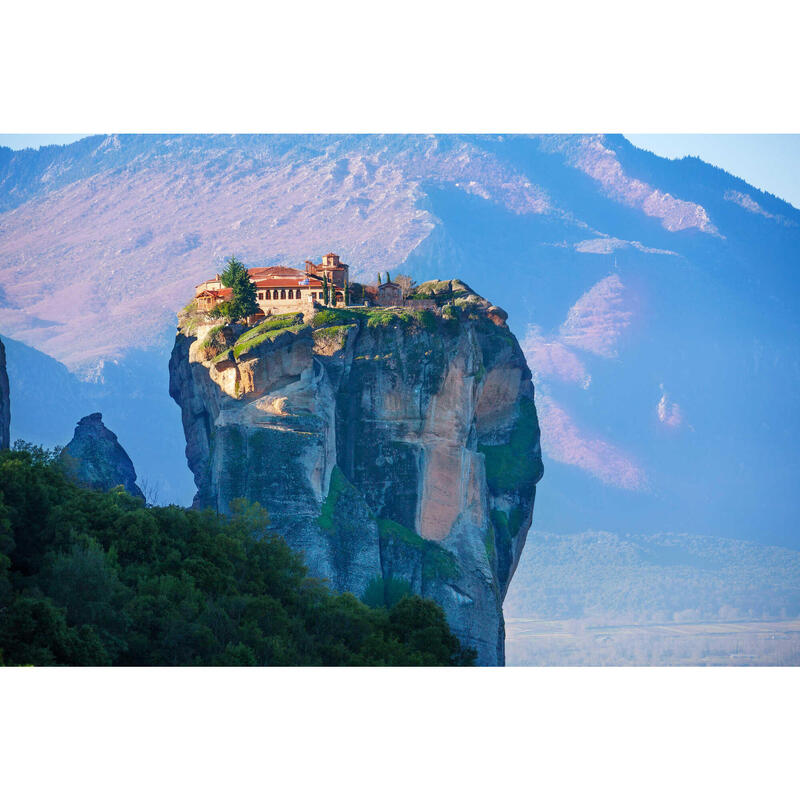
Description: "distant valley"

(505, 530), (800, 665)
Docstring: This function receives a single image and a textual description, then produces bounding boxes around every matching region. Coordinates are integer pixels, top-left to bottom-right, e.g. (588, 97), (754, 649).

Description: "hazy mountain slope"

(1, 134), (798, 545)
(3, 336), (194, 504)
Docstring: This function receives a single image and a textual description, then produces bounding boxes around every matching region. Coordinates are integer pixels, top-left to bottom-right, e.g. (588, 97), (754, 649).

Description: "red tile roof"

(198, 287), (232, 299)
(248, 266), (306, 278)
(254, 277), (322, 288)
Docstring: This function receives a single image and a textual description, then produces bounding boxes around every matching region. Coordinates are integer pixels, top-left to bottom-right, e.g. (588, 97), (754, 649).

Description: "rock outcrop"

(0, 337), (9, 450)
(61, 412), (145, 499)
(169, 280), (544, 664)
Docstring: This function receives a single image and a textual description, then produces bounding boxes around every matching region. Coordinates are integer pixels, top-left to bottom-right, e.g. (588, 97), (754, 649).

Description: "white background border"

(2, 1), (798, 797)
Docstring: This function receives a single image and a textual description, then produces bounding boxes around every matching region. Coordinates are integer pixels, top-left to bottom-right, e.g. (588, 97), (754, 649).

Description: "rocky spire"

(170, 278), (543, 664)
(60, 412), (145, 499)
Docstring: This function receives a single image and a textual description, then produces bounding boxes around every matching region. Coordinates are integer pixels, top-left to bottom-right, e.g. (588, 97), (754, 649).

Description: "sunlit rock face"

(0, 337), (9, 450)
(169, 280), (543, 665)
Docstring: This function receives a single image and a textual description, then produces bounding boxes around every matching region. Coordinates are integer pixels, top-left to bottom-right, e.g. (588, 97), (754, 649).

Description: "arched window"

(296, 289), (302, 299)
(258, 292), (263, 300)
(281, 289), (286, 299)
(288, 289), (294, 299)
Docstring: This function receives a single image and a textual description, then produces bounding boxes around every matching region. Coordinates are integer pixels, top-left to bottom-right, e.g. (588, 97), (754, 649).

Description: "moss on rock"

(377, 518), (459, 581)
(233, 321), (308, 359)
(479, 397), (543, 494)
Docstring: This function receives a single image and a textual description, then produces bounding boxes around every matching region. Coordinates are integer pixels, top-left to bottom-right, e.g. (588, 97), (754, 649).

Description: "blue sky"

(1, 134), (798, 209)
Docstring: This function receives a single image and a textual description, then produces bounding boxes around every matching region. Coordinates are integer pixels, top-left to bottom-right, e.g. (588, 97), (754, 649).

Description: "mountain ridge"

(1, 134), (798, 549)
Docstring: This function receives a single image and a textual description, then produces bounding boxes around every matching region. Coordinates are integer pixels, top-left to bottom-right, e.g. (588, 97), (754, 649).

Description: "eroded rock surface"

(0, 337), (9, 450)
(169, 280), (544, 664)
(61, 412), (144, 499)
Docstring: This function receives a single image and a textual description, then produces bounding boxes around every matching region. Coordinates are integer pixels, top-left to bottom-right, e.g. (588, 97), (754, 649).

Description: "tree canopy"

(212, 256), (258, 321)
(0, 444), (474, 666)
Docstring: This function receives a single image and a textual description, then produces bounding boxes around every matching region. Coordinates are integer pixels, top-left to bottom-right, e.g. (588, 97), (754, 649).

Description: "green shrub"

(0, 446), (474, 666)
(199, 325), (228, 360)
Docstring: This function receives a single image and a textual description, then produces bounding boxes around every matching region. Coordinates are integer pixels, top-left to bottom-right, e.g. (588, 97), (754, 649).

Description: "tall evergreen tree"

(212, 256), (258, 321)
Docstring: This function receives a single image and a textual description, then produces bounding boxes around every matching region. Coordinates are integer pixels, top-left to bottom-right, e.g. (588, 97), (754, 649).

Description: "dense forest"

(0, 444), (474, 666)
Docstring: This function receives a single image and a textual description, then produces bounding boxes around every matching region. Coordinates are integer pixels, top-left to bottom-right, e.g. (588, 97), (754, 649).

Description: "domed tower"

(319, 252), (349, 289)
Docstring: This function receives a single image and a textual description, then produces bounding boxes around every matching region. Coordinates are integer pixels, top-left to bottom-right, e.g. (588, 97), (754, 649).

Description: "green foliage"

(386, 595), (476, 666)
(348, 281), (365, 305)
(311, 305), (435, 332)
(484, 531), (496, 562)
(234, 326), (307, 359)
(407, 279), (472, 303)
(311, 308), (359, 328)
(364, 308), (414, 328)
(317, 466), (352, 532)
(489, 509), (511, 549)
(312, 324), (354, 347)
(212, 348), (235, 364)
(377, 518), (459, 581)
(212, 256), (258, 322)
(478, 397), (543, 494)
(322, 274), (330, 305)
(232, 314), (306, 359)
(200, 325), (228, 360)
(362, 576), (413, 609)
(508, 506), (525, 538)
(0, 446), (473, 666)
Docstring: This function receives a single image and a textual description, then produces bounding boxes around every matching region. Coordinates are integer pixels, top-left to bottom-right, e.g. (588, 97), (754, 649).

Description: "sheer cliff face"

(169, 281), (543, 664)
(0, 337), (9, 450)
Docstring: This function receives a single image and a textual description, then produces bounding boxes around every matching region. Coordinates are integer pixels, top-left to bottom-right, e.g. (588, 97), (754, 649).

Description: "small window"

(296, 289), (302, 299)
(281, 289), (286, 299)
(258, 292), (263, 300)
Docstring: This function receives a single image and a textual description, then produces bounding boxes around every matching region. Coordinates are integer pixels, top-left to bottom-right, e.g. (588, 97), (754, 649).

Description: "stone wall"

(256, 295), (316, 316)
